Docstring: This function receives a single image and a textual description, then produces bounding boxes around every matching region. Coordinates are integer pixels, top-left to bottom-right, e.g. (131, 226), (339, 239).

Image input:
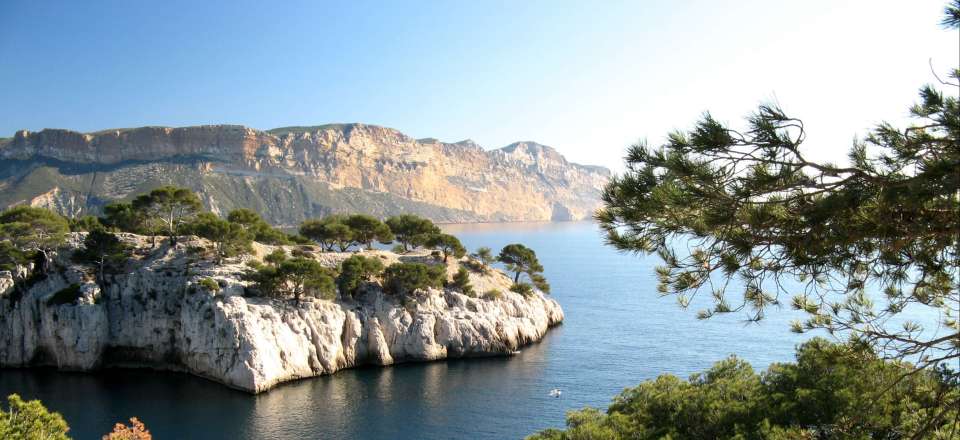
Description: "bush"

(383, 262), (445, 296)
(425, 233), (466, 263)
(0, 394), (70, 440)
(47, 284), (81, 306)
(337, 255), (385, 298)
(482, 289), (503, 300)
(526, 338), (960, 440)
(509, 282), (534, 298)
(391, 244), (407, 254)
(197, 278), (220, 293)
(449, 267), (474, 296)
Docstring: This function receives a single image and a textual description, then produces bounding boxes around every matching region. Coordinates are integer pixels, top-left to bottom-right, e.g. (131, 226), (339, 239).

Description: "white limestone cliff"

(0, 235), (563, 393)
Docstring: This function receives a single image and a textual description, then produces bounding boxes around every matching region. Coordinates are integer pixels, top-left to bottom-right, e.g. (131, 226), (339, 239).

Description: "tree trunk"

(514, 272), (520, 283)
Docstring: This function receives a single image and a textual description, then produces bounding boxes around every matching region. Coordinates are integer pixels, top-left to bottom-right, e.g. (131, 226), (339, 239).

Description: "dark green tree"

(227, 208), (290, 245)
(383, 262), (446, 296)
(188, 212), (253, 263)
(595, 3), (959, 415)
(69, 215), (103, 232)
(449, 267), (474, 296)
(278, 257), (336, 303)
(131, 186), (202, 245)
(425, 233), (466, 263)
(497, 244), (546, 284)
(100, 202), (147, 235)
(527, 338), (959, 440)
(0, 394), (71, 440)
(385, 214), (440, 251)
(299, 216), (354, 251)
(73, 228), (132, 288)
(344, 214), (394, 250)
(0, 206), (70, 274)
(264, 249), (287, 267)
(337, 254), (385, 298)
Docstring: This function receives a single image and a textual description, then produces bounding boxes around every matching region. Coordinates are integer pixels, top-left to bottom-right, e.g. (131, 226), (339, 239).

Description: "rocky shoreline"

(0, 235), (563, 393)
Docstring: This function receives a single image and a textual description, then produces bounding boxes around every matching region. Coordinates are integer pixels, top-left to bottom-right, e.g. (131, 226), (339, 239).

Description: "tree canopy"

(383, 262), (446, 296)
(386, 214), (440, 251)
(337, 254), (385, 298)
(0, 394), (70, 440)
(343, 214), (394, 250)
(595, 1), (959, 417)
(528, 338), (959, 440)
(188, 212), (253, 263)
(425, 233), (466, 263)
(131, 186), (202, 244)
(0, 206), (70, 273)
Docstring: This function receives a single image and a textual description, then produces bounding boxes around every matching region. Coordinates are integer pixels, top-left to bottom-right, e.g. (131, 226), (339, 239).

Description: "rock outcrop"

(0, 124), (610, 224)
(0, 235), (563, 393)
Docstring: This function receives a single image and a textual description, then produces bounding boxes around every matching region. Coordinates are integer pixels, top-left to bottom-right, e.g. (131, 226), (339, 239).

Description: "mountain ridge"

(0, 123), (610, 224)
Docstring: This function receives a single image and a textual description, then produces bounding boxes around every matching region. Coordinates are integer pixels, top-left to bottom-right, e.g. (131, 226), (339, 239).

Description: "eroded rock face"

(0, 236), (563, 393)
(0, 124), (609, 224)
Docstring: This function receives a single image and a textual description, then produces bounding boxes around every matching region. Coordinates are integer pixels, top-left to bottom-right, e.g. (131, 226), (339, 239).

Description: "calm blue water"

(2, 221), (816, 439)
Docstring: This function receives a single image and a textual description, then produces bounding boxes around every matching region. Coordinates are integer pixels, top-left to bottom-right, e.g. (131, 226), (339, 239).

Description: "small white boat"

(549, 388), (562, 398)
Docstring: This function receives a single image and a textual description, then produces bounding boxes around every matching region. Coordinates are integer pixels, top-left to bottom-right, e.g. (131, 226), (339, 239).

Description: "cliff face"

(0, 234), (563, 393)
(0, 124), (610, 224)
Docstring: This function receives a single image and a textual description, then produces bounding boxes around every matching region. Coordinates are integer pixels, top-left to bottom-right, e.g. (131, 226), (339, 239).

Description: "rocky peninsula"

(0, 234), (563, 393)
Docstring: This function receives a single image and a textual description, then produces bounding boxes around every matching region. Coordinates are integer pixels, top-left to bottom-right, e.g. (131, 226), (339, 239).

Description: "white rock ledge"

(0, 236), (564, 393)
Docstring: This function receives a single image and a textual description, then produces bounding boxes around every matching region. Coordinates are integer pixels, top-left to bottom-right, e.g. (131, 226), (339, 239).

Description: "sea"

(1, 221), (827, 439)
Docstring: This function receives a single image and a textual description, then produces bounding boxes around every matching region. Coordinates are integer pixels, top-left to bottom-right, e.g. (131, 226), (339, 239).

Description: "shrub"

(526, 338), (960, 440)
(391, 244), (407, 254)
(337, 255), (385, 298)
(383, 262), (445, 296)
(0, 394), (70, 440)
(197, 278), (220, 293)
(509, 282), (534, 298)
(449, 267), (474, 296)
(47, 283), (82, 306)
(482, 289), (503, 300)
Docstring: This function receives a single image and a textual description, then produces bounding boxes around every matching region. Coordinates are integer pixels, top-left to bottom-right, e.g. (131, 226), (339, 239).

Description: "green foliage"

(0, 394), (70, 440)
(299, 216), (354, 251)
(100, 202), (146, 234)
(68, 215), (102, 232)
(131, 186), (202, 244)
(197, 278), (220, 293)
(509, 282), (534, 297)
(278, 257), (336, 302)
(264, 249), (287, 266)
(383, 262), (446, 296)
(227, 208), (290, 245)
(595, 9), (960, 384)
(425, 233), (466, 263)
(385, 214), (440, 251)
(245, 253), (336, 302)
(72, 228), (131, 286)
(482, 289), (503, 300)
(337, 255), (385, 298)
(449, 267), (474, 296)
(527, 339), (960, 440)
(497, 244), (548, 293)
(344, 214), (394, 250)
(474, 247), (495, 266)
(0, 241), (29, 272)
(0, 206), (70, 269)
(187, 212), (253, 262)
(46, 284), (81, 306)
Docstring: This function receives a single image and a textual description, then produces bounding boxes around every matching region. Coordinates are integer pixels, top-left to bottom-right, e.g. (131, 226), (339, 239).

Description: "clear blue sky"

(1, 0), (956, 170)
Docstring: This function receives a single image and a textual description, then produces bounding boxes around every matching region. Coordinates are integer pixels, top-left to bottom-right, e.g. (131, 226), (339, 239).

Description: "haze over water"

(1, 221), (813, 439)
